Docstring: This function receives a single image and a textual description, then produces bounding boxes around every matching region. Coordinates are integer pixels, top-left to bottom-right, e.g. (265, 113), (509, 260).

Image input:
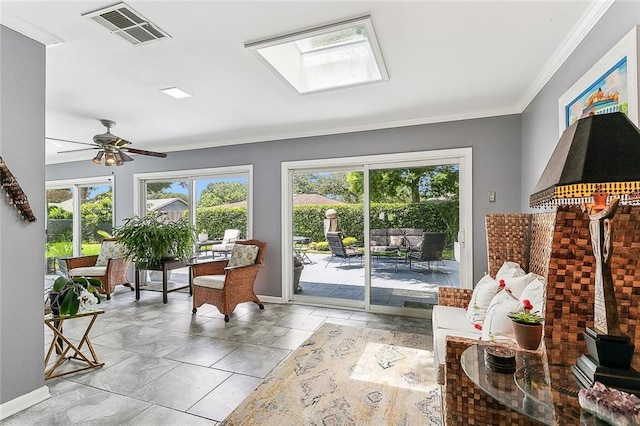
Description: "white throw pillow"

(519, 273), (546, 317)
(495, 261), (526, 279)
(500, 274), (532, 299)
(482, 290), (522, 342)
(465, 275), (500, 325)
(227, 244), (259, 268)
(389, 235), (404, 246)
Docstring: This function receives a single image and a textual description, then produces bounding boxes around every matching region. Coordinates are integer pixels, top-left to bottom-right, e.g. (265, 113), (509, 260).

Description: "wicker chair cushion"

(495, 261), (531, 298)
(192, 275), (225, 289)
(434, 305), (481, 334)
(465, 275), (500, 325)
(435, 327), (481, 383)
(481, 290), (521, 342)
(69, 266), (107, 277)
(95, 241), (127, 266)
(227, 244), (259, 268)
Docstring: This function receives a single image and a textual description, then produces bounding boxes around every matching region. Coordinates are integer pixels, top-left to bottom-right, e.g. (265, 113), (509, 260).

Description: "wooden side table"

(135, 258), (191, 303)
(44, 308), (105, 380)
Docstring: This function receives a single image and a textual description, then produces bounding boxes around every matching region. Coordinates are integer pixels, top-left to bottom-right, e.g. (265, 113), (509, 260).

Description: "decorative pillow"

(95, 240), (127, 266)
(465, 275), (500, 325)
(495, 261), (526, 279)
(519, 273), (546, 316)
(501, 274), (533, 299)
(227, 244), (259, 268)
(481, 290), (522, 342)
(389, 235), (404, 247)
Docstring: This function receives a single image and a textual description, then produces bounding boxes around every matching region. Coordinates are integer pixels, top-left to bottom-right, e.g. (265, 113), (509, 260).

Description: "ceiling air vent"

(82, 2), (170, 46)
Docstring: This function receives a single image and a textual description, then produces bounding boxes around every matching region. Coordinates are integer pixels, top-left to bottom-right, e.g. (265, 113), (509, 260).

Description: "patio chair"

(325, 231), (363, 268)
(210, 229), (241, 257)
(64, 238), (133, 300)
(408, 232), (446, 272)
(191, 239), (266, 322)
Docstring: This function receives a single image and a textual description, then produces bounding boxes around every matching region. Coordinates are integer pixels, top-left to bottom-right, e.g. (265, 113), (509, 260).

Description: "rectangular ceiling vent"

(82, 2), (171, 46)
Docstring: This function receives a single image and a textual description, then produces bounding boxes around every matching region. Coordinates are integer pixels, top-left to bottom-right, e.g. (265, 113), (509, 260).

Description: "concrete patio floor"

(294, 252), (460, 307)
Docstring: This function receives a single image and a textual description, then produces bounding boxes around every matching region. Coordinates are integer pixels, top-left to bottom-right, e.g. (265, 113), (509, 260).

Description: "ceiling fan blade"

(47, 137), (96, 147)
(58, 147), (100, 154)
(122, 147), (167, 158)
(113, 138), (129, 147)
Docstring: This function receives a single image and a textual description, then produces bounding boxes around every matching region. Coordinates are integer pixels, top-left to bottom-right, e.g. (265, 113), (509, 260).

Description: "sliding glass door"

(283, 149), (471, 315)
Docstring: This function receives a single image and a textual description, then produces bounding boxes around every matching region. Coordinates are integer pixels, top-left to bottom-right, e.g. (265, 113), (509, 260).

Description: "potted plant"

(508, 299), (544, 350)
(47, 276), (103, 316)
(293, 254), (304, 294)
(113, 211), (196, 269)
(198, 228), (208, 243)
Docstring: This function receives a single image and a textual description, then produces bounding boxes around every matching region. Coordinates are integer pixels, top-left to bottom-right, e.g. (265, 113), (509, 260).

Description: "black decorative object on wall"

(0, 156), (36, 222)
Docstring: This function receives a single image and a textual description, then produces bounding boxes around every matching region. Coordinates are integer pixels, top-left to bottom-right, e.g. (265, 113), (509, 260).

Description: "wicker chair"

(442, 206), (640, 425)
(191, 239), (266, 322)
(63, 238), (133, 300)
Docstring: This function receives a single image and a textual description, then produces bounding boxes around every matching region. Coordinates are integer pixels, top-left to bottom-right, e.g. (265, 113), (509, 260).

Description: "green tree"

(347, 166), (459, 203)
(293, 172), (360, 203)
(146, 182), (188, 201)
(199, 181), (247, 207)
(47, 205), (72, 219)
(81, 190), (113, 241)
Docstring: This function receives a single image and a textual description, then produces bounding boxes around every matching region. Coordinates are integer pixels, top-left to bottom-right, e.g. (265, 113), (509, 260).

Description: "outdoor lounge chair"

(209, 229), (241, 257)
(408, 232), (446, 272)
(64, 238), (133, 300)
(325, 231), (363, 268)
(191, 239), (266, 322)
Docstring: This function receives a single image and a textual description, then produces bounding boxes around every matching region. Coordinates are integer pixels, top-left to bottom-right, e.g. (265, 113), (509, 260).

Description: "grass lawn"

(46, 242), (101, 258)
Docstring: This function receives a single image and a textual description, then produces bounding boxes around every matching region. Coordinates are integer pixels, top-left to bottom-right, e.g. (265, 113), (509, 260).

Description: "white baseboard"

(257, 295), (285, 304)
(0, 385), (50, 420)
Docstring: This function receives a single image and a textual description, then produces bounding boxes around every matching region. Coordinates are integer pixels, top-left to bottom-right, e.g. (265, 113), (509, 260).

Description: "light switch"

(489, 191), (496, 202)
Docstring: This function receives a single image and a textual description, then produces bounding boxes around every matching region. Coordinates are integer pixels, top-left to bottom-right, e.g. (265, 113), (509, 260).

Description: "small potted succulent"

(508, 299), (544, 350)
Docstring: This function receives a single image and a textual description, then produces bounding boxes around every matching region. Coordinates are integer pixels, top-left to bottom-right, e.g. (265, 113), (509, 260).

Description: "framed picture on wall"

(558, 25), (639, 135)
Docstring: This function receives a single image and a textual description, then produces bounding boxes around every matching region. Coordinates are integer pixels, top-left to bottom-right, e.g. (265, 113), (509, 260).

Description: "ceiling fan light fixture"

(92, 151), (105, 164)
(114, 152), (124, 166)
(104, 151), (117, 166)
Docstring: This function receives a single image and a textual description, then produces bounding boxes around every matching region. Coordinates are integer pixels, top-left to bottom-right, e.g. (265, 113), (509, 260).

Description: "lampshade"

(530, 112), (640, 209)
(104, 151), (116, 166)
(92, 151), (105, 164)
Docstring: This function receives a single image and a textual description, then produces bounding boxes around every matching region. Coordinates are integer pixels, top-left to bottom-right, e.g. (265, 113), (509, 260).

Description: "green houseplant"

(114, 211), (196, 269)
(48, 276), (103, 316)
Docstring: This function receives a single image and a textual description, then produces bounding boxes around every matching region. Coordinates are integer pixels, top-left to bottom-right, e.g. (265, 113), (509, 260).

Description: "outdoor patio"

(294, 252), (460, 308)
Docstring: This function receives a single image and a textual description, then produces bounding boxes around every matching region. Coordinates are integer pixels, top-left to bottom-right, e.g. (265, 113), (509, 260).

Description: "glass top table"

(460, 342), (587, 425)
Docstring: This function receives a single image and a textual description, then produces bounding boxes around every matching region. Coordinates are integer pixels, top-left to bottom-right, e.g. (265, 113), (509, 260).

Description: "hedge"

(194, 200), (458, 247)
(293, 200), (458, 247)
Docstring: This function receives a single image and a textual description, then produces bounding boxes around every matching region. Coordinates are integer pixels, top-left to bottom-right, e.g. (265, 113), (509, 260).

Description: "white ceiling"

(1, 1), (611, 165)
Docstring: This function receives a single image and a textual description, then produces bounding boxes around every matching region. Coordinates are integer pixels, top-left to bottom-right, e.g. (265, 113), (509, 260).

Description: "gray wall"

(522, 1), (640, 210)
(0, 27), (46, 404)
(48, 114), (523, 292)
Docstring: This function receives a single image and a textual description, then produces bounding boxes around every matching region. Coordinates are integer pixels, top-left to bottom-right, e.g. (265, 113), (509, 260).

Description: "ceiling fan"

(50, 119), (168, 166)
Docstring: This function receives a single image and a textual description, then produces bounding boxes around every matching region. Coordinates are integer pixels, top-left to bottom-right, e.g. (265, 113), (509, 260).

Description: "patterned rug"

(222, 323), (442, 425)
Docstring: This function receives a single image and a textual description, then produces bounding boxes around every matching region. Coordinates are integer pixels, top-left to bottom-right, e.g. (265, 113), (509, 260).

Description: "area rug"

(221, 323), (442, 425)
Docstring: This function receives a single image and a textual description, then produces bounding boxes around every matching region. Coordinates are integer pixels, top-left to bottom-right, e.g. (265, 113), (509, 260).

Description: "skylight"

(245, 16), (388, 94)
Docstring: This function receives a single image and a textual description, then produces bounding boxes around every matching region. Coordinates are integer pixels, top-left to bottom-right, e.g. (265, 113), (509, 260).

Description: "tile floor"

(6, 285), (434, 425)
